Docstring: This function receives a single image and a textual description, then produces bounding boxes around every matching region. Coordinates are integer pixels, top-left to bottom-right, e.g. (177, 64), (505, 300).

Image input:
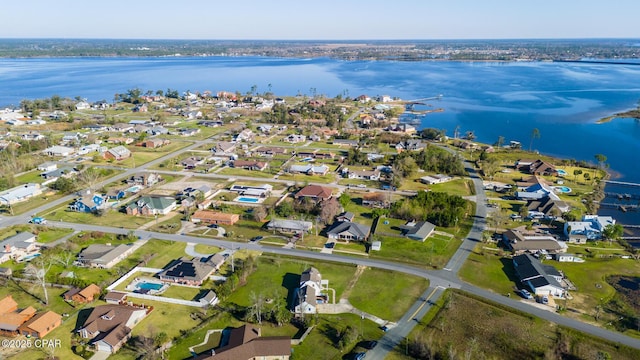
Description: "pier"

(599, 203), (639, 212)
(604, 192), (640, 200)
(604, 180), (640, 187)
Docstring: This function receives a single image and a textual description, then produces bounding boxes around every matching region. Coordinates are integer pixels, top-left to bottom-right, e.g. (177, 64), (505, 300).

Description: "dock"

(604, 180), (640, 187)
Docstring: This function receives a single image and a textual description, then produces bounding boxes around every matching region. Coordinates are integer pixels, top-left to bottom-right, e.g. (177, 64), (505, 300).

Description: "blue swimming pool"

(236, 197), (259, 203)
(137, 282), (163, 291)
(555, 186), (572, 193)
(557, 169), (567, 176)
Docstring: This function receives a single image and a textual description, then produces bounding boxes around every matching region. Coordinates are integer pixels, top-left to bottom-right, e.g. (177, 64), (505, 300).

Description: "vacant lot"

(387, 291), (640, 360)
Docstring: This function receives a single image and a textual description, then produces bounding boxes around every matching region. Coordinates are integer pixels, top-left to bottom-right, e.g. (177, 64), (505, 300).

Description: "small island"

(597, 103), (640, 123)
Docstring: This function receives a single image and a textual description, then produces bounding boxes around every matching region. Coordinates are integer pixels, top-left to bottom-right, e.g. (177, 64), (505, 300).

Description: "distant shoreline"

(597, 107), (640, 124)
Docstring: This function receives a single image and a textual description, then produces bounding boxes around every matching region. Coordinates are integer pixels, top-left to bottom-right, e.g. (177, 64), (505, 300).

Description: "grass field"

(386, 290), (640, 360)
(348, 267), (429, 321)
(42, 203), (151, 228)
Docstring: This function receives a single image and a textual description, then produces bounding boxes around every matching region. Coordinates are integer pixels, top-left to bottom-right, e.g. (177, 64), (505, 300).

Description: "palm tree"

(529, 128), (540, 151)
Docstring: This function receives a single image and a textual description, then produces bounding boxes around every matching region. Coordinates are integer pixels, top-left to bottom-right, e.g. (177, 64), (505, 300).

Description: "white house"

(42, 145), (75, 157)
(564, 215), (616, 243)
(294, 267), (329, 314)
(420, 174), (453, 185)
(0, 184), (42, 205)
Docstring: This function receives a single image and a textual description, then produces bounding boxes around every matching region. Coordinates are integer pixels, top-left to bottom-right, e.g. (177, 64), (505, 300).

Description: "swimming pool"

(126, 185), (142, 193)
(557, 169), (567, 176)
(236, 197), (260, 203)
(555, 186), (572, 193)
(137, 282), (163, 291)
(21, 253), (41, 262)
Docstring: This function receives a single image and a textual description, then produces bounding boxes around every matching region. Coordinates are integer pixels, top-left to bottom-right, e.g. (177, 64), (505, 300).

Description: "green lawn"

(8, 193), (65, 216)
(145, 212), (183, 233)
(349, 268), (429, 321)
(160, 285), (202, 301)
(193, 244), (223, 255)
(458, 243), (517, 295)
(34, 227), (75, 243)
(134, 240), (191, 269)
(43, 204), (150, 229)
(370, 233), (461, 269)
(15, 170), (45, 184)
(216, 167), (277, 178)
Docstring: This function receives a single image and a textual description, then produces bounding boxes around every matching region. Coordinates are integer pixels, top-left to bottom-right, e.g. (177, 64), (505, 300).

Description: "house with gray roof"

(0, 184), (42, 206)
(0, 232), (39, 264)
(326, 221), (371, 242)
(77, 244), (135, 269)
(513, 254), (565, 297)
(267, 219), (313, 234)
(400, 221), (436, 242)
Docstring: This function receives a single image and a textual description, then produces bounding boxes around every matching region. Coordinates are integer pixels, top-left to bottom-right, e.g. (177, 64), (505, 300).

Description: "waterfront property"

(564, 215), (616, 243)
(512, 254), (565, 297)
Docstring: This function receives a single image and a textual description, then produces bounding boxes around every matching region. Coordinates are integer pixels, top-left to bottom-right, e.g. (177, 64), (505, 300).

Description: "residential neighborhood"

(0, 86), (636, 360)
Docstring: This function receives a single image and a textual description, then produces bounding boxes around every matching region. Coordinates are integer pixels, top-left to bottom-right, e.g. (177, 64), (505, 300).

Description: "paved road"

(6, 140), (640, 355)
(37, 220), (640, 351)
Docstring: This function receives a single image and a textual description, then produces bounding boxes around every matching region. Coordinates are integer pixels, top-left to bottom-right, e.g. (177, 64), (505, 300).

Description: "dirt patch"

(340, 265), (366, 300)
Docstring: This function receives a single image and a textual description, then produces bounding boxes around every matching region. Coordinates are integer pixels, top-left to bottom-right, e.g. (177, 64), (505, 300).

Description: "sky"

(2, 0), (639, 40)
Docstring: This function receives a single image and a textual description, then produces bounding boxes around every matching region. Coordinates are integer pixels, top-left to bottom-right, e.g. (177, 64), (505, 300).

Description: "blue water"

(1, 56), (639, 223)
(137, 282), (163, 291)
(236, 197), (259, 203)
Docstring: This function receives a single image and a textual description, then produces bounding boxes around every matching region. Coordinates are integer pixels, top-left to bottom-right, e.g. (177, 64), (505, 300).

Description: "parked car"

(325, 242), (335, 249)
(380, 325), (389, 332)
(250, 236), (264, 242)
(354, 352), (366, 360)
(519, 289), (533, 299)
(363, 340), (378, 349)
(542, 295), (549, 305)
(29, 217), (47, 225)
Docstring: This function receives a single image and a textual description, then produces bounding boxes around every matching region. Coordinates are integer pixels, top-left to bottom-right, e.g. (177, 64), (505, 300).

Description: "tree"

(24, 255), (54, 305)
(50, 176), (76, 194)
(494, 135), (505, 148)
(573, 169), (583, 182)
(338, 193), (351, 208)
(77, 167), (103, 191)
(594, 153), (607, 179)
(319, 198), (341, 224)
(275, 201), (294, 218)
(252, 206), (268, 222)
(529, 128), (540, 151)
(602, 223), (624, 245)
(247, 291), (265, 325)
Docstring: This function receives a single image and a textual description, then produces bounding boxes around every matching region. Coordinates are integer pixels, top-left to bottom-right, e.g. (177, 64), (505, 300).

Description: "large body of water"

(1, 56), (640, 223)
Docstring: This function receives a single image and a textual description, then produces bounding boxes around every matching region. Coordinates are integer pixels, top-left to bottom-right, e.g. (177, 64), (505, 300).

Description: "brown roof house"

(19, 311), (62, 338)
(0, 295), (36, 337)
(191, 210), (240, 226)
(294, 185), (332, 203)
(63, 284), (101, 303)
(195, 324), (291, 360)
(77, 304), (149, 354)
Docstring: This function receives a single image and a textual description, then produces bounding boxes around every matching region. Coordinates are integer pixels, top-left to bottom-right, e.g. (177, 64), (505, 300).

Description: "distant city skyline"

(3, 0), (640, 40)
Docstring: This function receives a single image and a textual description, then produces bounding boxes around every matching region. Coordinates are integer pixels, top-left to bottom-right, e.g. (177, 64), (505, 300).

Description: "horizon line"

(1, 37), (639, 42)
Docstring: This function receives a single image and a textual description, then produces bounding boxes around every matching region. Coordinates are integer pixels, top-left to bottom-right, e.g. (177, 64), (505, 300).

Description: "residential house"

(26, 119), (46, 126)
(0, 183), (42, 206)
(395, 140), (426, 152)
(36, 162), (57, 172)
(75, 101), (91, 110)
(0, 295), (36, 337)
(104, 146), (132, 161)
(78, 144), (100, 155)
(158, 256), (224, 286)
(191, 210), (240, 226)
(293, 267), (328, 315)
(419, 174), (453, 185)
(19, 311), (62, 338)
(295, 185), (332, 202)
(146, 126), (169, 136)
(0, 232), (39, 264)
(41, 166), (76, 183)
(400, 221), (436, 242)
(110, 123), (134, 133)
(21, 132), (45, 141)
(288, 164), (330, 176)
(70, 193), (107, 213)
(126, 172), (161, 187)
(564, 215), (616, 243)
(336, 212), (355, 223)
(254, 146), (287, 157)
(283, 134), (306, 143)
(62, 132), (85, 144)
(267, 219), (313, 234)
(77, 244), (135, 269)
(513, 254), (565, 297)
(107, 137), (134, 145)
(212, 141), (237, 155)
(229, 184), (272, 198)
(106, 188), (127, 200)
(515, 159), (558, 176)
(232, 160), (268, 171)
(181, 156), (205, 169)
(42, 145), (75, 157)
(141, 138), (170, 148)
(346, 169), (381, 181)
(502, 227), (568, 255)
(326, 221), (371, 242)
(104, 292), (127, 305)
(63, 284), (101, 303)
(332, 139), (359, 147)
(193, 324), (291, 360)
(77, 304), (149, 353)
(234, 129), (254, 142)
(126, 196), (176, 216)
(388, 123), (416, 134)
